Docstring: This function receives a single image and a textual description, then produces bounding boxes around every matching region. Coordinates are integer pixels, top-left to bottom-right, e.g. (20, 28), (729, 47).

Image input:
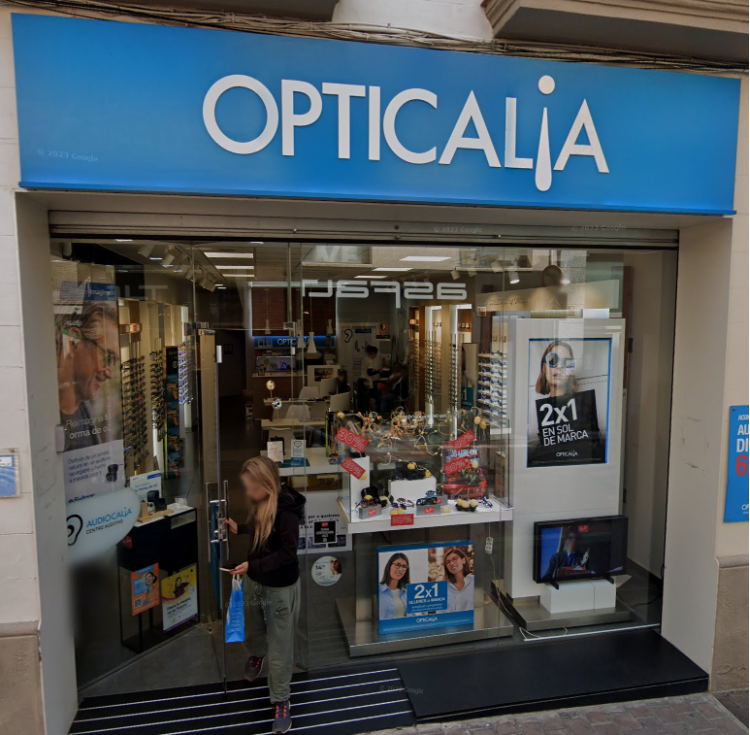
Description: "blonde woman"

(225, 456), (306, 734)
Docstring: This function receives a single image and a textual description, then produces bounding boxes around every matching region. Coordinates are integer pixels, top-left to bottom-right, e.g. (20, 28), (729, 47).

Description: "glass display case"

(332, 408), (513, 534)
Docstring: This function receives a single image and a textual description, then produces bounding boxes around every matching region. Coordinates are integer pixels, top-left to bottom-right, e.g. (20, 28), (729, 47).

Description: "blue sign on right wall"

(724, 405), (749, 523)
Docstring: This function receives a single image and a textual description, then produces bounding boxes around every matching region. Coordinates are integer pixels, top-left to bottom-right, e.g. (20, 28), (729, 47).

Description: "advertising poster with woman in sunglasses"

(54, 280), (125, 502)
(527, 338), (611, 468)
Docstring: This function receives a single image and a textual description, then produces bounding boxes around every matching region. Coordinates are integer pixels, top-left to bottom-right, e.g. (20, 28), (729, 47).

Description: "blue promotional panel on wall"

(11, 14), (740, 213)
(377, 541), (475, 635)
(724, 405), (749, 523)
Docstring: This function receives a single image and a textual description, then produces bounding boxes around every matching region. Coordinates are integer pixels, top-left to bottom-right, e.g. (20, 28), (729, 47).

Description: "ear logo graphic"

(67, 515), (83, 546)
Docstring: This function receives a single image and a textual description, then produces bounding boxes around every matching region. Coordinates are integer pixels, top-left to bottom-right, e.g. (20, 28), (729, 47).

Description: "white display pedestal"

(539, 578), (618, 614)
(540, 580), (594, 614)
(591, 578), (617, 609)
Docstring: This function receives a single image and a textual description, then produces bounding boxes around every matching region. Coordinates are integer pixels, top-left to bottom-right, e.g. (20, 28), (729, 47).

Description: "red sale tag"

(391, 513), (415, 527)
(423, 506), (435, 514)
(335, 427), (370, 453)
(341, 457), (366, 479)
(444, 457), (471, 476)
(450, 430), (476, 451)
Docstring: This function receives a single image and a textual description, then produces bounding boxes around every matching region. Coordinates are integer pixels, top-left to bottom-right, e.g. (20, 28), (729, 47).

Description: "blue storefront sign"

(11, 14), (739, 213)
(724, 405), (749, 523)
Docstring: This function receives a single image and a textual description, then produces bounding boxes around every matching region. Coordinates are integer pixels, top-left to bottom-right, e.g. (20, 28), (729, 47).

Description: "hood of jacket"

(278, 483), (306, 520)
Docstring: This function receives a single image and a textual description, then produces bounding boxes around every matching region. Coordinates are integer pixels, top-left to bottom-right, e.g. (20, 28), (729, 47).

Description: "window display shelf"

(336, 496), (512, 534)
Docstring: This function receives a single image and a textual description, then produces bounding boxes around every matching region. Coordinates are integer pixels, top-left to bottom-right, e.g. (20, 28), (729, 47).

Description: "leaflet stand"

(116, 504), (199, 653)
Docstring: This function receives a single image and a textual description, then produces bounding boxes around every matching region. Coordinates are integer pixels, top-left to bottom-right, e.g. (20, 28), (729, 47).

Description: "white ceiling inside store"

(51, 237), (636, 293)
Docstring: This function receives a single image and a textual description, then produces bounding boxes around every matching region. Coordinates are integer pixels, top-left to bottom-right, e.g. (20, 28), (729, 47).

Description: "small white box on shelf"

(539, 580), (595, 614)
(388, 477), (437, 501)
(591, 578), (617, 610)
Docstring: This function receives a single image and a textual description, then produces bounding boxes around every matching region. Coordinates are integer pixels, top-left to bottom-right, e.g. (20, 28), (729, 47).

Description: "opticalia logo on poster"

(203, 75), (607, 193)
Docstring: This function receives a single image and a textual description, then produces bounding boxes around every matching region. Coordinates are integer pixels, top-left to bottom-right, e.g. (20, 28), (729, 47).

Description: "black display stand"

(116, 506), (199, 654)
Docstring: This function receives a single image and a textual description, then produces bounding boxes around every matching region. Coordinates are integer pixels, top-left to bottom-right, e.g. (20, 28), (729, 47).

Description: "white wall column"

(662, 77), (748, 680)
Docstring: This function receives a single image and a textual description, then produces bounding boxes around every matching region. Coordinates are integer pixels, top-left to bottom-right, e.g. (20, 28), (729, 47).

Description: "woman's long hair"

(241, 456), (282, 552)
(380, 552), (410, 589)
(535, 340), (579, 396)
(443, 547), (472, 584)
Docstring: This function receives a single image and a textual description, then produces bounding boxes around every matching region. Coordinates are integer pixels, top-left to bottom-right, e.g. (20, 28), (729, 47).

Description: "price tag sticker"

(335, 427), (370, 453)
(341, 457), (366, 479)
(391, 513), (414, 527)
(450, 430), (476, 451)
(443, 457), (471, 476)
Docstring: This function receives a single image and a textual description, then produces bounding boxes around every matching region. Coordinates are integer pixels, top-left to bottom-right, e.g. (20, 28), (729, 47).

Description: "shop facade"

(0, 6), (746, 735)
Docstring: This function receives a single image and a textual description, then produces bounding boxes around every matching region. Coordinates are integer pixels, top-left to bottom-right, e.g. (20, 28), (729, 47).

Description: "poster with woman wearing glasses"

(377, 542), (475, 635)
(54, 281), (125, 502)
(527, 338), (611, 468)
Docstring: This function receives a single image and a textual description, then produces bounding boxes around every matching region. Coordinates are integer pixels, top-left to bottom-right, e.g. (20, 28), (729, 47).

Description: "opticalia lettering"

(203, 75), (607, 193)
(86, 507), (133, 530)
(302, 280), (467, 308)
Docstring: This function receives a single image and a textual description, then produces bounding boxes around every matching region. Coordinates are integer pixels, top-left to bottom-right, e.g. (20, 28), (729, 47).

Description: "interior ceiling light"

(138, 244), (154, 258)
(162, 251), (175, 266)
(560, 274), (571, 285)
(115, 238), (133, 243)
(205, 252), (254, 259)
(250, 241), (264, 244)
(355, 275), (386, 279)
(149, 256), (163, 261)
(215, 265), (255, 270)
(490, 259), (503, 273)
(451, 270), (460, 280)
(400, 255), (451, 262)
(223, 274), (255, 278)
(373, 267), (412, 272)
(508, 269), (520, 284)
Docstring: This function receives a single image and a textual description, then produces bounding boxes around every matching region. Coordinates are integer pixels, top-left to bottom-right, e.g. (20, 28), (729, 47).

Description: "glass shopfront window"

(53, 238), (676, 694)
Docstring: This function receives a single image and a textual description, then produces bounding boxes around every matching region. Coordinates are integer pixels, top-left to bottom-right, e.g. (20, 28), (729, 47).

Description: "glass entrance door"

(198, 243), (311, 681)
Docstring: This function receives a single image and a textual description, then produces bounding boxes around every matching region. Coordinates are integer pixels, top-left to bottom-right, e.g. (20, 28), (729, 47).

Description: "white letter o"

(203, 75), (279, 155)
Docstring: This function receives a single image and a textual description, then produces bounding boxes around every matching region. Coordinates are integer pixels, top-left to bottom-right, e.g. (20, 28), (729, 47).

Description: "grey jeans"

(244, 577), (301, 703)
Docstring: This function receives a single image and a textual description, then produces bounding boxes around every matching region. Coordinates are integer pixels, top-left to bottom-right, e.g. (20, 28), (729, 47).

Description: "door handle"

(222, 480), (231, 555)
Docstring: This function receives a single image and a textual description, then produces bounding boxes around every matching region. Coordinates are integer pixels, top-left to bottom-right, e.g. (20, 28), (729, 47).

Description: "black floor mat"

(399, 629), (708, 720)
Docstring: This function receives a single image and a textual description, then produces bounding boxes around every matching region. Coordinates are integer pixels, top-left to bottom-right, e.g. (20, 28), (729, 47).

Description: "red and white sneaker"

(244, 656), (264, 683)
(272, 699), (291, 734)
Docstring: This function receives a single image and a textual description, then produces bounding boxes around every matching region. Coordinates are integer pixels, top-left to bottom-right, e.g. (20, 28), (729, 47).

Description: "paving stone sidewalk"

(372, 692), (748, 735)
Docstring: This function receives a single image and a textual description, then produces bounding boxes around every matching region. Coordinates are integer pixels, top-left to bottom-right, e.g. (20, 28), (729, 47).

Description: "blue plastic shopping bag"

(225, 575), (246, 643)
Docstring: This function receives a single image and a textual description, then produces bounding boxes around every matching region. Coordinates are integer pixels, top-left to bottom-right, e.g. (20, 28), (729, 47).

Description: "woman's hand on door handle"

(223, 517), (238, 534)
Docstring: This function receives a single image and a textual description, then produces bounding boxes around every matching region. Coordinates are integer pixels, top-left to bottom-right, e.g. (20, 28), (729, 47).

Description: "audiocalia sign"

(11, 14), (740, 213)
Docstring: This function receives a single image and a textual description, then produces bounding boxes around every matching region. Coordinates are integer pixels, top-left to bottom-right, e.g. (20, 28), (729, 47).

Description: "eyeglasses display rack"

(121, 355), (148, 473)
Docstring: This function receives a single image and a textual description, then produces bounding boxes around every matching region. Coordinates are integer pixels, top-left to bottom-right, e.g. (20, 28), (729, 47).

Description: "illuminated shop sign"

(12, 14), (740, 213)
(303, 280), (468, 308)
